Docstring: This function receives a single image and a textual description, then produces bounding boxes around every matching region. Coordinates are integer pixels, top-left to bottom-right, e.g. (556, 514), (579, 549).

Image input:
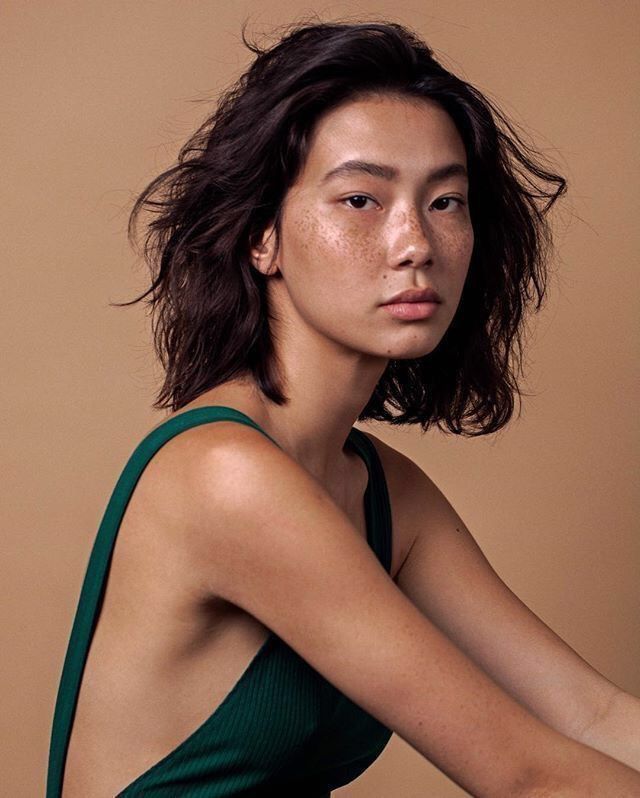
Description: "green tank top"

(47, 406), (394, 797)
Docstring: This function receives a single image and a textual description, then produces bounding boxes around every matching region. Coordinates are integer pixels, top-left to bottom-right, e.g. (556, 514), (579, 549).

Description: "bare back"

(57, 401), (402, 797)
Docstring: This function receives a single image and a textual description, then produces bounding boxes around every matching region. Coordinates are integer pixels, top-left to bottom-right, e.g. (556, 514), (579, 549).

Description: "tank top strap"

(346, 427), (393, 576)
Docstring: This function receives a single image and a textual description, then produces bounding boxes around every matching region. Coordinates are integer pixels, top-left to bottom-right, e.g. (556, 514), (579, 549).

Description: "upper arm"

(181, 422), (579, 798)
(385, 444), (620, 744)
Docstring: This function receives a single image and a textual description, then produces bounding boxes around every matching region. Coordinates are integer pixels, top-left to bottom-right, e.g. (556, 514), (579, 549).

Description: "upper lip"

(382, 287), (442, 304)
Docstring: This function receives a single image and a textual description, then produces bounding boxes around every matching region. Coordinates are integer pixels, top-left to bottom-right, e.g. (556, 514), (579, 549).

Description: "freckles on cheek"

(440, 228), (473, 261)
(291, 209), (317, 256)
(293, 210), (343, 261)
(346, 224), (381, 266)
(292, 209), (383, 281)
(325, 219), (384, 277)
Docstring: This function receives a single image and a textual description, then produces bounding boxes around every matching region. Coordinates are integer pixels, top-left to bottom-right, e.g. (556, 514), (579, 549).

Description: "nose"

(387, 206), (434, 269)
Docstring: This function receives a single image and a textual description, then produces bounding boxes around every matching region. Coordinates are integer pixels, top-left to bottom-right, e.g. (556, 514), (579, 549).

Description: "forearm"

(577, 689), (640, 773)
(517, 726), (640, 797)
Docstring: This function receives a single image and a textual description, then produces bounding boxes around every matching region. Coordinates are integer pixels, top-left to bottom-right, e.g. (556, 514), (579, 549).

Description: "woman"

(47, 18), (640, 797)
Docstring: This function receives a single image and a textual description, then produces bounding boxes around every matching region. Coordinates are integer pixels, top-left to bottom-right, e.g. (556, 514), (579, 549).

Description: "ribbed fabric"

(47, 406), (394, 797)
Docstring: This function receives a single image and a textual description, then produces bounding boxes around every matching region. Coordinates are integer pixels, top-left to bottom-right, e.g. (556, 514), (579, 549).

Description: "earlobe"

(251, 247), (279, 276)
(250, 223), (279, 276)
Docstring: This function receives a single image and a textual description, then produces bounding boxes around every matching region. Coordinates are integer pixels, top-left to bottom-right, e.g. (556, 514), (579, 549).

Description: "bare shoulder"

(136, 414), (282, 517)
(105, 417), (281, 572)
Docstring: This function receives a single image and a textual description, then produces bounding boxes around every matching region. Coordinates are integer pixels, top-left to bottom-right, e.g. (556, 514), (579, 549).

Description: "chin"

(383, 340), (441, 360)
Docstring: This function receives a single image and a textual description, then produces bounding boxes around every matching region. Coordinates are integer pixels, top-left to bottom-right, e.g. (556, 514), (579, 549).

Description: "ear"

(250, 222), (279, 276)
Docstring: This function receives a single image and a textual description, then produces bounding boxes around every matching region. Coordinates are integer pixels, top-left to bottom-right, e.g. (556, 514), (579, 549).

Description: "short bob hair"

(120, 16), (567, 437)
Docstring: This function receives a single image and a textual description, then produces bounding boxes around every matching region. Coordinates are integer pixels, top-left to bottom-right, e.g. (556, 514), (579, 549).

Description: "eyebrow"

(320, 159), (468, 185)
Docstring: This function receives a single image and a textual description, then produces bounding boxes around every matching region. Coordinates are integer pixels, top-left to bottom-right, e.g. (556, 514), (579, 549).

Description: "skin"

(240, 92), (473, 488)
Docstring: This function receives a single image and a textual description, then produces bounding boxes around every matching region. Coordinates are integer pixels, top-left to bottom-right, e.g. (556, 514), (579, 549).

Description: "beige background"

(2, 1), (638, 796)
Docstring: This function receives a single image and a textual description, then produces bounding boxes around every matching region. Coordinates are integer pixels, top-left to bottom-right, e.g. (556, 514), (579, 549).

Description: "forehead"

(301, 95), (467, 181)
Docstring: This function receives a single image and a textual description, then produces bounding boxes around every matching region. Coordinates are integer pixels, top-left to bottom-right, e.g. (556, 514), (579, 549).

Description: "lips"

(382, 287), (442, 304)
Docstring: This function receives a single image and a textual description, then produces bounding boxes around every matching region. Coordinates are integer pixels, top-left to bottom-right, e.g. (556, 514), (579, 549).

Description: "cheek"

(438, 223), (473, 259)
(292, 209), (382, 283)
(462, 226), (475, 261)
(439, 226), (474, 290)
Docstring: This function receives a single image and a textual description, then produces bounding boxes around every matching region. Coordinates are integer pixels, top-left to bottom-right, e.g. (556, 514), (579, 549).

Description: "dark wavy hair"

(118, 15), (567, 436)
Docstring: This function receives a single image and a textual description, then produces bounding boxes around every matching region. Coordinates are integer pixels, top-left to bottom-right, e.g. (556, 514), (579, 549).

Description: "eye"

(431, 196), (466, 213)
(341, 195), (377, 211)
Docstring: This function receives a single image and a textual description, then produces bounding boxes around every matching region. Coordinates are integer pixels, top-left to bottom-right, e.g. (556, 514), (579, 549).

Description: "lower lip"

(381, 301), (440, 319)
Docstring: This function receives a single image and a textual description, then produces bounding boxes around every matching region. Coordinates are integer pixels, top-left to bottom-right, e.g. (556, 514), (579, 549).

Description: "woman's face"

(253, 93), (474, 361)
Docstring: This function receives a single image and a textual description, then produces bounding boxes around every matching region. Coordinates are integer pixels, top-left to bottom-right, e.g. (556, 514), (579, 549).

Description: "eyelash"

(341, 195), (466, 212)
